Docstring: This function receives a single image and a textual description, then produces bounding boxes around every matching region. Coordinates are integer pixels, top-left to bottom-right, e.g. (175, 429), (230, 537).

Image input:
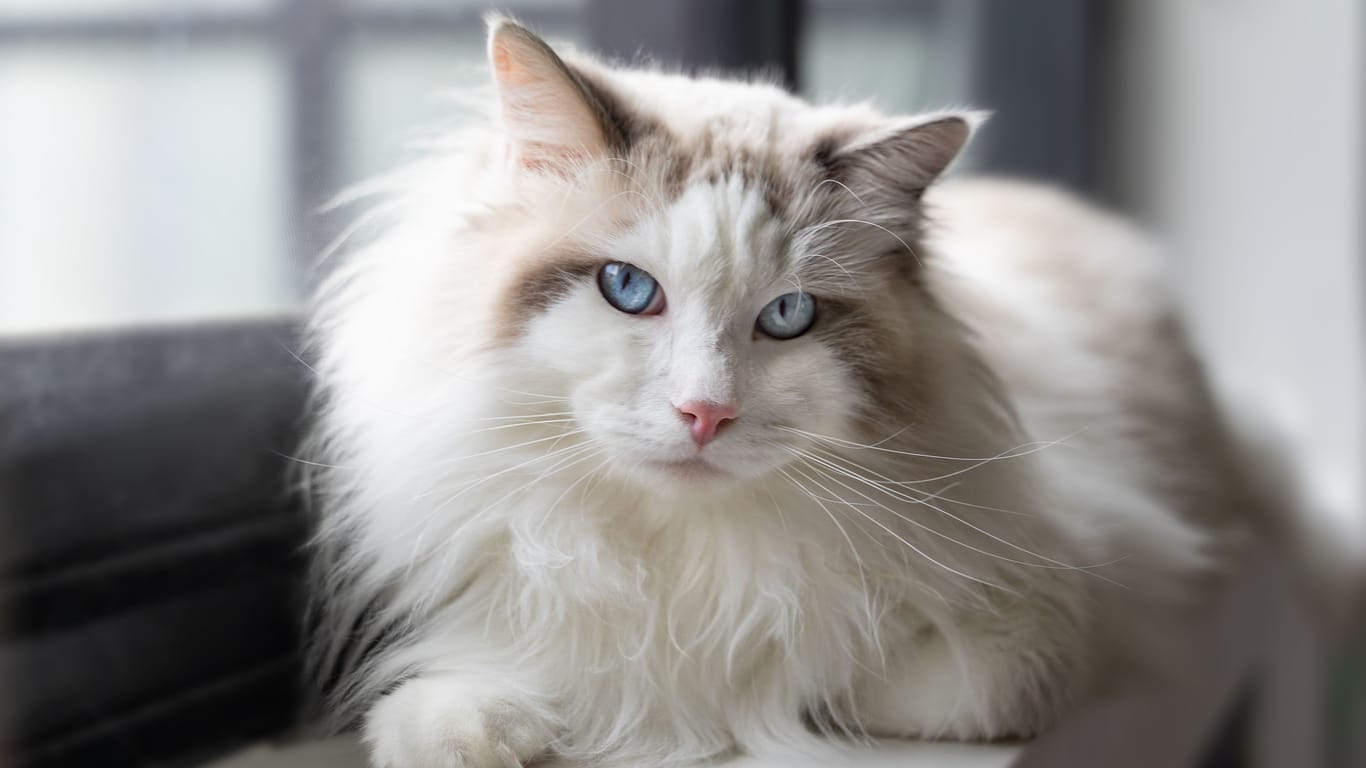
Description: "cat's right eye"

(756, 292), (817, 340)
(598, 262), (665, 315)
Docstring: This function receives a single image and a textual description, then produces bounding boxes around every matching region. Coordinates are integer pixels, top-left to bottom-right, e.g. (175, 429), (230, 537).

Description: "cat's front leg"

(852, 614), (1084, 741)
(364, 670), (558, 768)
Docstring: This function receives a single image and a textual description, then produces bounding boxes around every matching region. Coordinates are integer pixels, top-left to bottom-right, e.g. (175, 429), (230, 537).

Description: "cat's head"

(418, 19), (977, 489)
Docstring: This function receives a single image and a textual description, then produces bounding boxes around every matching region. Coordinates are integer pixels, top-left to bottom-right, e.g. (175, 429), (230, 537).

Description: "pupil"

(621, 270), (632, 289)
(779, 298), (788, 317)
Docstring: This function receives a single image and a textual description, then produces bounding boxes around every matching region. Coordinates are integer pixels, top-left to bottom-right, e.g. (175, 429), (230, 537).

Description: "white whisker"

(784, 460), (1014, 595)
(774, 465), (883, 666)
(799, 217), (922, 266)
(791, 448), (1125, 582)
(782, 425), (1075, 463)
(422, 429), (587, 472)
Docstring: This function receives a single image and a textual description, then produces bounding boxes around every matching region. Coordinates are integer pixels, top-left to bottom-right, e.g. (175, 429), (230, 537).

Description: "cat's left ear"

(487, 15), (628, 175)
(825, 112), (985, 200)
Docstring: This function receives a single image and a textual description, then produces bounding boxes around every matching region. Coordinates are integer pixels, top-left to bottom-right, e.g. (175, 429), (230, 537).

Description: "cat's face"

(512, 178), (863, 485)
(468, 20), (973, 489)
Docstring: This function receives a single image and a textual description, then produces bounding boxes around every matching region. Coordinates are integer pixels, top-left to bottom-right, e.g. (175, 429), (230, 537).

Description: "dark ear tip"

(918, 115), (974, 146)
(942, 110), (991, 141)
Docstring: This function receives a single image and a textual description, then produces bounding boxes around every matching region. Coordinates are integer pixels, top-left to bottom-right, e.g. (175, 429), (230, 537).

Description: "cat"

(304, 15), (1243, 768)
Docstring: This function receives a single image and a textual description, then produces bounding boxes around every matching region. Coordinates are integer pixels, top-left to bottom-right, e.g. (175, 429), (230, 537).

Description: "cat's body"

(306, 19), (1240, 768)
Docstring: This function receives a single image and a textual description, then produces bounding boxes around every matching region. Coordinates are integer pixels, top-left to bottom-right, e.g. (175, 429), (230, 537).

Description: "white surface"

(207, 736), (1019, 768)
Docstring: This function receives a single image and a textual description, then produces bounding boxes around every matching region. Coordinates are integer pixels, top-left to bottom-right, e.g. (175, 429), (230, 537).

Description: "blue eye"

(756, 292), (817, 340)
(598, 262), (664, 315)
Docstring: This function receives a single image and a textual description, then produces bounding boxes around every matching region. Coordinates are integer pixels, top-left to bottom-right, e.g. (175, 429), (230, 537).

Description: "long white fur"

(305, 19), (1230, 768)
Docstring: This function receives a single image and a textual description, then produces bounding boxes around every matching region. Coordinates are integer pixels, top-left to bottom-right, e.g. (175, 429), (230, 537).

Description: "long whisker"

(535, 451), (610, 536)
(801, 443), (1034, 518)
(800, 251), (854, 280)
(393, 420), (583, 464)
(431, 417), (579, 441)
(420, 429), (587, 472)
(466, 444), (602, 533)
(418, 447), (605, 613)
(406, 438), (593, 531)
(799, 217), (922, 266)
(792, 448), (1125, 582)
(800, 434), (1076, 489)
(773, 465), (883, 667)
(811, 177), (870, 207)
(273, 451), (349, 470)
(781, 425), (1074, 463)
(411, 442), (602, 580)
(784, 460), (1014, 595)
(463, 410), (577, 422)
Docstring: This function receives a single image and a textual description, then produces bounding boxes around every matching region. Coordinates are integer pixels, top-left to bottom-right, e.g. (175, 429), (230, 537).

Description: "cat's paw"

(363, 676), (554, 768)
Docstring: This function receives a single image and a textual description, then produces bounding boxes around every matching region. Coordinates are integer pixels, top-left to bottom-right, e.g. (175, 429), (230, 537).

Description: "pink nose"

(676, 400), (738, 446)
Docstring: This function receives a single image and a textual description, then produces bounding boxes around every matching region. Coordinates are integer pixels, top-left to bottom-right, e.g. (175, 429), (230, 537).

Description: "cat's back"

(924, 177), (1239, 553)
(924, 177), (1170, 334)
(923, 178), (1179, 396)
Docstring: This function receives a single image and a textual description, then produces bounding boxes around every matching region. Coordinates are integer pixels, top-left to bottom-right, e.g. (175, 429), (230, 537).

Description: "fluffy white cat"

(304, 16), (1242, 768)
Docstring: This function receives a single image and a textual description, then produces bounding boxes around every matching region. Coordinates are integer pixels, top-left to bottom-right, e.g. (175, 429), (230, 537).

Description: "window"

(0, 0), (585, 335)
(0, 0), (1096, 337)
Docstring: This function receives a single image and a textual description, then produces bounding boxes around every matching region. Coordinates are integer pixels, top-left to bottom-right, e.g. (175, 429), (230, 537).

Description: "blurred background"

(0, 1), (1361, 767)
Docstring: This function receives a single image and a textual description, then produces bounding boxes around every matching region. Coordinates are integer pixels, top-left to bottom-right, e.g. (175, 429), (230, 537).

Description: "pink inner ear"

(494, 42), (557, 171)
(492, 42), (533, 87)
(491, 34), (605, 175)
(516, 142), (593, 175)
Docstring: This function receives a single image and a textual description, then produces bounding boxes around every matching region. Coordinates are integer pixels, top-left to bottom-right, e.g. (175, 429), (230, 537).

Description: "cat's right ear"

(823, 112), (984, 203)
(487, 15), (627, 175)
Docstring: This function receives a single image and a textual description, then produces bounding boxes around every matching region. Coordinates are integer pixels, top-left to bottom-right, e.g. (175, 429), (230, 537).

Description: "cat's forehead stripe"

(622, 116), (821, 221)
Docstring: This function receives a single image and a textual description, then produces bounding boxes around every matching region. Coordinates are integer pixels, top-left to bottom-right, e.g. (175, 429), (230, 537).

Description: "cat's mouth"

(643, 456), (729, 480)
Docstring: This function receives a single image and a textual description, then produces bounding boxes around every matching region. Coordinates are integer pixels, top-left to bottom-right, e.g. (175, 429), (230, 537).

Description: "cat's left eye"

(756, 292), (817, 340)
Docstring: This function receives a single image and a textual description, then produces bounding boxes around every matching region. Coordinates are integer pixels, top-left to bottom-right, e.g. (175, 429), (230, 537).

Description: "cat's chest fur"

(489, 481), (911, 718)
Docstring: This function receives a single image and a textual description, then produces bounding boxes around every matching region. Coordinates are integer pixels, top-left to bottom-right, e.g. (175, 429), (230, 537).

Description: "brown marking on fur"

(619, 118), (819, 219)
(794, 120), (971, 268)
(491, 253), (602, 346)
(826, 117), (970, 202)
(567, 66), (645, 156)
(627, 131), (692, 201)
(693, 142), (799, 218)
(1114, 311), (1245, 543)
(814, 293), (934, 434)
(811, 137), (839, 173)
